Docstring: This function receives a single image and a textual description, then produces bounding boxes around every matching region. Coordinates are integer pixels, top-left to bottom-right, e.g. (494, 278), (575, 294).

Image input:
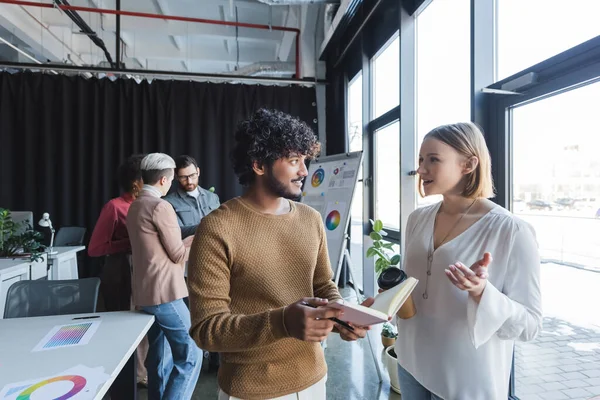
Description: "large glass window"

(497, 0), (600, 81)
(375, 121), (400, 230)
(415, 0), (470, 208)
(348, 72), (364, 290)
(511, 81), (600, 399)
(372, 35), (400, 119)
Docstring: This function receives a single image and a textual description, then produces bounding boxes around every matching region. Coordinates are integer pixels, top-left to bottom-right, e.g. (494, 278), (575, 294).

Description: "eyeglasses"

(177, 173), (198, 182)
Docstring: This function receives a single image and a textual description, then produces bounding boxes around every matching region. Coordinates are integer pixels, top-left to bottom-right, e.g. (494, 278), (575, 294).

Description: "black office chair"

(54, 227), (87, 246)
(3, 278), (100, 319)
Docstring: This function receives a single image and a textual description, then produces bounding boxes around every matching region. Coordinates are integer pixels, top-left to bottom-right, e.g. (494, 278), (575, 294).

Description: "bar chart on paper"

(32, 321), (101, 352)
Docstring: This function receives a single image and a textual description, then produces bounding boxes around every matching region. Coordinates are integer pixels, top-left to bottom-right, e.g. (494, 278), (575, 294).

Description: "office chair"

(3, 278), (100, 319)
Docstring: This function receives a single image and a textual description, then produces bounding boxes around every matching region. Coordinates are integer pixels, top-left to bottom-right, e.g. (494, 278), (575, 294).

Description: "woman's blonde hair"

(419, 122), (495, 199)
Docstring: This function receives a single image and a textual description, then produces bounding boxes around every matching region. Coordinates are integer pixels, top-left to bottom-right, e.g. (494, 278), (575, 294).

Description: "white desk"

(0, 259), (30, 318)
(0, 255), (48, 318)
(0, 311), (154, 399)
(47, 246), (85, 280)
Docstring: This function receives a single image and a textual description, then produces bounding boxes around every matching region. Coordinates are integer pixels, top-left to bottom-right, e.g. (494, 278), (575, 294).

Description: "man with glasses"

(165, 155), (220, 239)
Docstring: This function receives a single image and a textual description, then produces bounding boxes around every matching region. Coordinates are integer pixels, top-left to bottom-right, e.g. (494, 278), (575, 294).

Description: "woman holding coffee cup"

(391, 122), (542, 399)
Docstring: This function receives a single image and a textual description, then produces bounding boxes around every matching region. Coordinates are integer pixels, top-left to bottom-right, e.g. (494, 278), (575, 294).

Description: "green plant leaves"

(0, 208), (45, 261)
(366, 248), (378, 258)
(370, 231), (382, 241)
(373, 219), (383, 232)
(382, 243), (395, 250)
(366, 218), (401, 276)
(382, 322), (398, 338)
(375, 257), (390, 275)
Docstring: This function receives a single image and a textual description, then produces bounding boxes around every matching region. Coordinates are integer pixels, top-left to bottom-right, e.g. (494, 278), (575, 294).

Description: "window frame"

(371, 106), (401, 243)
(485, 34), (600, 400)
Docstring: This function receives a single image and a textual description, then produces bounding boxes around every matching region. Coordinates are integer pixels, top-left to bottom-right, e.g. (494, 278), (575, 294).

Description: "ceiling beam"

(277, 5), (297, 62)
(151, 0), (186, 52)
(79, 43), (276, 64)
(0, 4), (88, 64)
(42, 17), (284, 43)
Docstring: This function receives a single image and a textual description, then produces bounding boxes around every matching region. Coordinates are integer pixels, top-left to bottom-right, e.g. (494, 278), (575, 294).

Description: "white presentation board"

(300, 151), (363, 281)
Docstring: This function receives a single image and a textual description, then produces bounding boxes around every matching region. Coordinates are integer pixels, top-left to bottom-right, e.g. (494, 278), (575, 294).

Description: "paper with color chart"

(32, 321), (101, 352)
(309, 166), (327, 190)
(323, 201), (346, 240)
(327, 165), (357, 190)
(0, 365), (109, 400)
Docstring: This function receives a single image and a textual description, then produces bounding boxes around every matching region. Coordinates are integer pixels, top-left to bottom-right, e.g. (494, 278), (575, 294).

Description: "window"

(511, 81), (600, 399)
(497, 0), (600, 81)
(372, 35), (400, 119)
(415, 0), (470, 208)
(348, 72), (364, 290)
(375, 121), (400, 230)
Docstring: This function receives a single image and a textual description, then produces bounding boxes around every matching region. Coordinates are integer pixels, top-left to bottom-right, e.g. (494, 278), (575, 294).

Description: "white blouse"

(395, 202), (542, 400)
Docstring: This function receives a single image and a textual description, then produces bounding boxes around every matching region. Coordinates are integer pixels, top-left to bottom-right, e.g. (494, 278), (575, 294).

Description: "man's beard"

(265, 171), (302, 202)
(184, 182), (197, 192)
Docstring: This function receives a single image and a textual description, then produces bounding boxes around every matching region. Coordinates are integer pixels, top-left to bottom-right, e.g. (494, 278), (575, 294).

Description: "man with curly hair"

(187, 109), (374, 399)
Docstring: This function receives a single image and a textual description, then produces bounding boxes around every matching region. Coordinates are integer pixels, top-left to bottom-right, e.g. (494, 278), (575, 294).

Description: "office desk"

(0, 259), (30, 318)
(47, 246), (85, 280)
(0, 255), (48, 319)
(0, 311), (154, 400)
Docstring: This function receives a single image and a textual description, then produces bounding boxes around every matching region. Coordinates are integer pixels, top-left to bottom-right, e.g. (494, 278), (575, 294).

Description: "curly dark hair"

(230, 109), (320, 186)
(117, 154), (145, 193)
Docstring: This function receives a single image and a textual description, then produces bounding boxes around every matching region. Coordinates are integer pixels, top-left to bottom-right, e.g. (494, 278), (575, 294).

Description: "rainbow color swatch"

(16, 375), (86, 400)
(311, 168), (325, 187)
(43, 323), (93, 349)
(325, 210), (341, 230)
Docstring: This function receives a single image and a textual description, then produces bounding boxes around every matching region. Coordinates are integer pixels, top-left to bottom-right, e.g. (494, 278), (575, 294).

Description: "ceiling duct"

(324, 4), (339, 34)
(257, 0), (339, 5)
(53, 0), (114, 66)
(229, 61), (295, 77)
(319, 0), (363, 58)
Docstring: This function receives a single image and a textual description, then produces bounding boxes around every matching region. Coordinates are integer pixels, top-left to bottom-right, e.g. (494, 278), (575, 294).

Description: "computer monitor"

(10, 211), (34, 234)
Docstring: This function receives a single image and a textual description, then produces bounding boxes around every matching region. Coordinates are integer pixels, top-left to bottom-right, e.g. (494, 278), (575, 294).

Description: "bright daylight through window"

(416, 0), (470, 208)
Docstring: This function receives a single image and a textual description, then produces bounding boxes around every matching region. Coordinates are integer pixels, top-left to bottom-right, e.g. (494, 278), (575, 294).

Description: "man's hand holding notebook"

(325, 277), (419, 326)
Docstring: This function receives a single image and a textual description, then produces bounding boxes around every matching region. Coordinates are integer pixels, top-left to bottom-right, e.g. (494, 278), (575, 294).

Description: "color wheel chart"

(12, 375), (86, 400)
(311, 168), (325, 187)
(0, 365), (109, 400)
(32, 321), (101, 352)
(325, 210), (341, 231)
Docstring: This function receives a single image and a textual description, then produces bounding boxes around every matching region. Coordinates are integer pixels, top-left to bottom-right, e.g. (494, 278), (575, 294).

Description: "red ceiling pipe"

(0, 0), (301, 78)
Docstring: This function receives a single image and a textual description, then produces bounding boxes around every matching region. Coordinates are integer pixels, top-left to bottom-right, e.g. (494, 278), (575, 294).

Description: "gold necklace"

(422, 198), (478, 300)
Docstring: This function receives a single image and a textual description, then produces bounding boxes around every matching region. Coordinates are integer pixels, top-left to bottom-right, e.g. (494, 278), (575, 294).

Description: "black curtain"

(0, 71), (317, 240)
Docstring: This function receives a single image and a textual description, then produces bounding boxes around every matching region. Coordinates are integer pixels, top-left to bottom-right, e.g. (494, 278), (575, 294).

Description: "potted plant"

(0, 208), (45, 262)
(366, 219), (401, 277)
(381, 322), (397, 347)
(367, 219), (402, 394)
(384, 345), (401, 394)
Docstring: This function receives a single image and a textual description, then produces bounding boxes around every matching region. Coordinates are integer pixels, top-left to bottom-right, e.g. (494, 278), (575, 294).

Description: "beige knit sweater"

(188, 197), (341, 399)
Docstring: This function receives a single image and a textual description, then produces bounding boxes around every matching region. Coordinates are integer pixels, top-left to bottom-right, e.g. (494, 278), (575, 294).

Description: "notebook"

(326, 277), (419, 326)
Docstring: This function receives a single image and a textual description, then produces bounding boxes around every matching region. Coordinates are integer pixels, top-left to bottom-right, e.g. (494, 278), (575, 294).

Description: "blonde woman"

(395, 122), (542, 399)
